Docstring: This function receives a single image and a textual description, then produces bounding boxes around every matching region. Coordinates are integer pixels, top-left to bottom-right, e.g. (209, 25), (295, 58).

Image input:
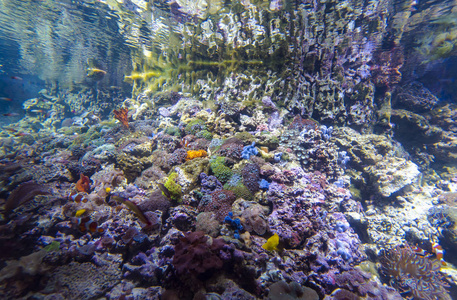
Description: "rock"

(364, 157), (421, 197)
(394, 82), (439, 112)
(332, 127), (394, 170)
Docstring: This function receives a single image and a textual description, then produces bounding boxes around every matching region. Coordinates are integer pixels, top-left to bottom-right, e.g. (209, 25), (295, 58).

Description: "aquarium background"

(1, 0), (457, 299)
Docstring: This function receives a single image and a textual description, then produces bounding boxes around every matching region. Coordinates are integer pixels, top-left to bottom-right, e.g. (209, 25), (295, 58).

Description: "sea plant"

(380, 244), (450, 300)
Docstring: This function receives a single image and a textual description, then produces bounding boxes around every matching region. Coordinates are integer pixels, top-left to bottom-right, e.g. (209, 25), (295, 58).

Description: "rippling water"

(1, 0), (457, 299)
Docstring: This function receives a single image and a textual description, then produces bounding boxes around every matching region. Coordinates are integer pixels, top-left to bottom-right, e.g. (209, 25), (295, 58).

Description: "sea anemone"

(380, 244), (450, 300)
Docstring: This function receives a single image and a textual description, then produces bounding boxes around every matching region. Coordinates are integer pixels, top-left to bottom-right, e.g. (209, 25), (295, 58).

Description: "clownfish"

(432, 242), (447, 266)
(76, 216), (104, 233)
(68, 191), (89, 203)
(411, 245), (431, 257)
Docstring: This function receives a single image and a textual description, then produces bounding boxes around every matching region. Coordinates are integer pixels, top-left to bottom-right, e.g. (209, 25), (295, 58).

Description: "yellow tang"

(262, 233), (279, 251)
(75, 209), (86, 217)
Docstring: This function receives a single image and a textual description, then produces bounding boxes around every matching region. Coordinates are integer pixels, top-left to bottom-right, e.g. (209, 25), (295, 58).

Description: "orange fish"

(3, 113), (19, 117)
(411, 245), (430, 257)
(77, 216), (104, 233)
(181, 137), (191, 149)
(432, 242), (447, 266)
(11, 76), (22, 80)
(0, 97), (12, 101)
(76, 174), (90, 193)
(68, 191), (89, 203)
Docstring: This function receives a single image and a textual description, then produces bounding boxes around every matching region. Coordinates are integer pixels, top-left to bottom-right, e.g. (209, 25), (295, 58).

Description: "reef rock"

(364, 157), (420, 197)
(332, 127), (394, 170)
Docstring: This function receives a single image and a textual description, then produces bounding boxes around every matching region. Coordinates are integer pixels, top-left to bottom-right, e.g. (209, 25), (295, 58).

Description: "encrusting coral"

(164, 172), (183, 203)
(2, 1), (457, 298)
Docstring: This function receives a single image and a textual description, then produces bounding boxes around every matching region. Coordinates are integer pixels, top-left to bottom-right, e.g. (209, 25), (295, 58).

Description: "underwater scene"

(2, 0), (457, 299)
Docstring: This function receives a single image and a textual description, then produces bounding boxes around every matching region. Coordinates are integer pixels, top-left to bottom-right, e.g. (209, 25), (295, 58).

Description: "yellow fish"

(262, 233), (279, 251)
(75, 209), (86, 217)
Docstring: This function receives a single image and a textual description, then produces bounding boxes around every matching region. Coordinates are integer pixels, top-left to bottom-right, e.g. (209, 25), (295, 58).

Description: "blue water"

(1, 0), (457, 299)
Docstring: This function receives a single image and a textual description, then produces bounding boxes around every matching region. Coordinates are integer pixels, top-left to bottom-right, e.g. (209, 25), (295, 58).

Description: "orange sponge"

(186, 150), (208, 161)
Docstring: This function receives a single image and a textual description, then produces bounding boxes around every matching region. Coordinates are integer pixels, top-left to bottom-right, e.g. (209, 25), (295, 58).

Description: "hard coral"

(216, 138), (244, 160)
(172, 231), (225, 275)
(186, 150), (207, 161)
(185, 119), (206, 135)
(168, 148), (187, 166)
(200, 172), (223, 194)
(380, 244), (450, 300)
(210, 157), (233, 183)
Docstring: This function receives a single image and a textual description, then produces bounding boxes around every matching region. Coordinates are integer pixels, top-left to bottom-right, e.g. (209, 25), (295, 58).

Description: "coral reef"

(2, 1), (457, 299)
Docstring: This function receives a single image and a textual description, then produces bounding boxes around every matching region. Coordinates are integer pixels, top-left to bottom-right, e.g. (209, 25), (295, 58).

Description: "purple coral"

(198, 189), (236, 222)
(216, 138), (244, 159)
(172, 231), (226, 275)
(242, 163), (260, 193)
(168, 148), (187, 166)
(199, 172), (223, 194)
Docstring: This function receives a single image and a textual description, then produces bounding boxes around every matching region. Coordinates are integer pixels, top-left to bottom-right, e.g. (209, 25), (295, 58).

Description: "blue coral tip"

(224, 216), (232, 223)
(259, 179), (270, 189)
(234, 233), (240, 239)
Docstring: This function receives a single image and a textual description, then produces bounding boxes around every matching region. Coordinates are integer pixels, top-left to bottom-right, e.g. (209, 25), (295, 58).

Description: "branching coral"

(380, 245), (450, 300)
